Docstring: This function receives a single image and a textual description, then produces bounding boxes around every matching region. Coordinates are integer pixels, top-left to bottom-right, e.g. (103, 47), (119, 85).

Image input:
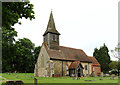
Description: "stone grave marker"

(34, 78), (37, 85)
(110, 74), (115, 80)
(99, 78), (103, 80)
(101, 72), (104, 77)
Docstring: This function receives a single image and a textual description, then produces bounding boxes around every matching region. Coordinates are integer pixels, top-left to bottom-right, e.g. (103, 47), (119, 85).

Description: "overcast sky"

(14, 0), (119, 60)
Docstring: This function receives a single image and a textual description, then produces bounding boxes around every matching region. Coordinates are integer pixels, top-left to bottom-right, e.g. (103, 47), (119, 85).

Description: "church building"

(34, 11), (101, 77)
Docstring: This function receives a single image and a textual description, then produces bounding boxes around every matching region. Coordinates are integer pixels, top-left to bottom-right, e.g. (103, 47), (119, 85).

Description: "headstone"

(101, 72), (104, 77)
(34, 78), (37, 85)
(99, 78), (103, 80)
(85, 80), (95, 81)
(8, 73), (10, 75)
(15, 71), (17, 73)
(75, 77), (78, 80)
(105, 74), (110, 77)
(110, 74), (115, 80)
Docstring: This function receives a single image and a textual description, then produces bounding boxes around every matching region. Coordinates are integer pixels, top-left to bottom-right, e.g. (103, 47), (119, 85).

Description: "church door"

(77, 64), (83, 77)
(78, 68), (81, 77)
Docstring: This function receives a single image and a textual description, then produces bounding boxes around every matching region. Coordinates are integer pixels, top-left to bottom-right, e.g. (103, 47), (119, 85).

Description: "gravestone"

(34, 78), (37, 85)
(75, 77), (78, 80)
(15, 71), (17, 73)
(110, 74), (115, 80)
(105, 74), (110, 77)
(101, 72), (104, 77)
(99, 78), (103, 80)
(7, 73), (10, 75)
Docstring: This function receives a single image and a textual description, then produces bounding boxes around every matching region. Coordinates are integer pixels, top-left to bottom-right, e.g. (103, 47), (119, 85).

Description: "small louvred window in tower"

(52, 34), (56, 41)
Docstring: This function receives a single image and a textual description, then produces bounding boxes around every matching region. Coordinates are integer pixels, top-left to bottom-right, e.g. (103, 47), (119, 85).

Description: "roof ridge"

(88, 56), (94, 58)
(60, 46), (83, 51)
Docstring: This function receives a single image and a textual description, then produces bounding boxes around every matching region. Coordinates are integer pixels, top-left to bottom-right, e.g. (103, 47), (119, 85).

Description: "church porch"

(69, 61), (83, 77)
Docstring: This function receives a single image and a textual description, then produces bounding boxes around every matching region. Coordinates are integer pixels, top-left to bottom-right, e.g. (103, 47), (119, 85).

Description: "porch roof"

(69, 61), (83, 69)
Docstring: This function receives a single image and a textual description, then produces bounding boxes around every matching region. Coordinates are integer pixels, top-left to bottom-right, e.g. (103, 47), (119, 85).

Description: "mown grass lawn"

(0, 73), (119, 84)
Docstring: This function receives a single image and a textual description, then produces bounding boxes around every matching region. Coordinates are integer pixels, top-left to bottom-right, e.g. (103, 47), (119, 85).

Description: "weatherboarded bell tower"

(43, 11), (60, 50)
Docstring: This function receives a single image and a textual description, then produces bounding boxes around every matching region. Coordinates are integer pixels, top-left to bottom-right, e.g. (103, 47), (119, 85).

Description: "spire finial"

(51, 9), (52, 13)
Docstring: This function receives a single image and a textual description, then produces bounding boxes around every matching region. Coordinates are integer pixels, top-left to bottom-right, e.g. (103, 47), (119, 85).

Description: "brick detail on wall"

(93, 66), (101, 75)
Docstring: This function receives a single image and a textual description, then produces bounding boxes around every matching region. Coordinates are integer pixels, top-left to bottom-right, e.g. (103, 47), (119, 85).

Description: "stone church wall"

(81, 62), (92, 76)
(53, 60), (62, 76)
(52, 60), (72, 77)
(34, 45), (50, 77)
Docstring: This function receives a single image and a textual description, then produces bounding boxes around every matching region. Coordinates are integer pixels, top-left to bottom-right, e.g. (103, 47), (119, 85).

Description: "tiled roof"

(88, 56), (100, 66)
(43, 42), (92, 62)
(69, 61), (80, 69)
(60, 46), (91, 62)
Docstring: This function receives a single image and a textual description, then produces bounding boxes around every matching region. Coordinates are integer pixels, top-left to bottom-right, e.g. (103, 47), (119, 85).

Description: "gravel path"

(0, 75), (11, 82)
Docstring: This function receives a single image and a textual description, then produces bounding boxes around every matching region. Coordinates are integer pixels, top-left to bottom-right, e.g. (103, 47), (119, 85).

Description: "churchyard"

(0, 73), (119, 84)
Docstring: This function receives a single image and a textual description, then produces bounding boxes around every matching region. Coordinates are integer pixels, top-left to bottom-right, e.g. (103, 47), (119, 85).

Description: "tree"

(93, 43), (111, 73)
(2, 2), (35, 72)
(111, 43), (120, 60)
(109, 61), (120, 75)
(34, 46), (41, 64)
(111, 43), (120, 76)
(2, 27), (17, 72)
(2, 2), (35, 29)
(109, 61), (118, 70)
(15, 38), (35, 72)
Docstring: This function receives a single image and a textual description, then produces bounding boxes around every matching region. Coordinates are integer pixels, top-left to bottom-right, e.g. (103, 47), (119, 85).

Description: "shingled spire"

(43, 11), (60, 36)
(43, 11), (60, 50)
